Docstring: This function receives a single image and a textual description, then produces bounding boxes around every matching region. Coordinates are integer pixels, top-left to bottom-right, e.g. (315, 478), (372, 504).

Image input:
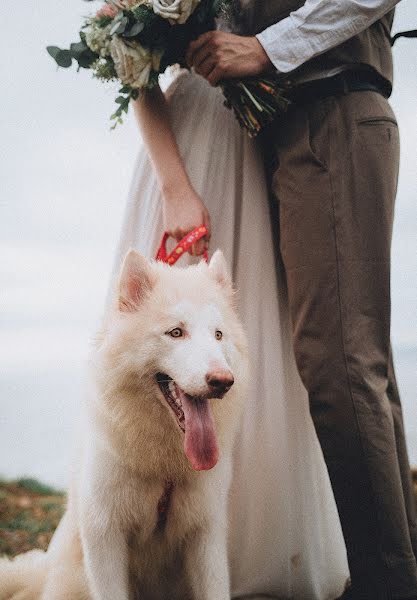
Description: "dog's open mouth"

(156, 374), (185, 432)
(156, 373), (219, 472)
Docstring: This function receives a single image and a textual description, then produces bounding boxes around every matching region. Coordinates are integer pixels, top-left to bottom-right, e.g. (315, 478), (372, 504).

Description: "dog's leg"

(78, 434), (133, 600)
(79, 486), (130, 600)
(185, 526), (230, 600)
(81, 519), (130, 600)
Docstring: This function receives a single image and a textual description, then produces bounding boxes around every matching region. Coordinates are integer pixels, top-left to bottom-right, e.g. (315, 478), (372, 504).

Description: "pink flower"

(96, 4), (118, 19)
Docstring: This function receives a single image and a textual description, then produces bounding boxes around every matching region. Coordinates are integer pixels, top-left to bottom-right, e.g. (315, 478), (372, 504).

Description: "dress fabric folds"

(109, 70), (350, 600)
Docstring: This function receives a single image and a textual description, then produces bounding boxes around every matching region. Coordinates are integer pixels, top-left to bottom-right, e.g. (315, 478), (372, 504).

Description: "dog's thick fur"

(0, 250), (248, 600)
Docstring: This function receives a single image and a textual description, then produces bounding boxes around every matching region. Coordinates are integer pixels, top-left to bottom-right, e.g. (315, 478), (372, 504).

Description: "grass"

(1, 470), (417, 559)
(0, 478), (66, 557)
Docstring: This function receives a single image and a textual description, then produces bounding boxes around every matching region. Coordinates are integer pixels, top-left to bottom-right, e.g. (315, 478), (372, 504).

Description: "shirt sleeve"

(256, 0), (399, 74)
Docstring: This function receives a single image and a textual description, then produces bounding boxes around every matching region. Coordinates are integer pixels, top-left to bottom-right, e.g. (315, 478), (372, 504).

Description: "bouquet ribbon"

(156, 225), (209, 265)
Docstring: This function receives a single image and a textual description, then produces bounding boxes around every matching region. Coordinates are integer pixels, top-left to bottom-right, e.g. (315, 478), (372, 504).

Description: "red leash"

(155, 225), (209, 265)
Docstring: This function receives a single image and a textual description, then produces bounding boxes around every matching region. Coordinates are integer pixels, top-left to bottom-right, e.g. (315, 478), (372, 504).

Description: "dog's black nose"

(206, 370), (234, 395)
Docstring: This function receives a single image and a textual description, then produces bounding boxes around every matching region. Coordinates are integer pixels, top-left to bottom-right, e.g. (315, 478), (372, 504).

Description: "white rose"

(110, 37), (161, 88)
(151, 0), (200, 25)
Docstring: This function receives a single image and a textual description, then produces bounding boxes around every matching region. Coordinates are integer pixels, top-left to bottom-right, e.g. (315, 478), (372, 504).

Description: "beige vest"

(230, 0), (394, 90)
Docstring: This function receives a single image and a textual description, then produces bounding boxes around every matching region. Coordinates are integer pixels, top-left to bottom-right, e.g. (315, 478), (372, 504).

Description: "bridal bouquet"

(47, 0), (290, 136)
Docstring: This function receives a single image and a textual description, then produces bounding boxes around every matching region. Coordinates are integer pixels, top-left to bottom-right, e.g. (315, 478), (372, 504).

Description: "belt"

(286, 70), (391, 106)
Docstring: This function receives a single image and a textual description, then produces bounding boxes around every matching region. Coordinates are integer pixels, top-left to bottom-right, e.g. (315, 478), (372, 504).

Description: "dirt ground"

(1, 471), (417, 558)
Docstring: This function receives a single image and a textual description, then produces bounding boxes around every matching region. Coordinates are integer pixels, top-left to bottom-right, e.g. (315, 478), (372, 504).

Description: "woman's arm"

(133, 85), (210, 255)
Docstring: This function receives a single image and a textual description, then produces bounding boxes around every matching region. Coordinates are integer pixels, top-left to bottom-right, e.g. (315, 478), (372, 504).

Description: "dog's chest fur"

(124, 474), (217, 599)
(128, 529), (193, 600)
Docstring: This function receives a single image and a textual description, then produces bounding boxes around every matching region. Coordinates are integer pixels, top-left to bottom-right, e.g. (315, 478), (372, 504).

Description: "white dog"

(0, 249), (248, 600)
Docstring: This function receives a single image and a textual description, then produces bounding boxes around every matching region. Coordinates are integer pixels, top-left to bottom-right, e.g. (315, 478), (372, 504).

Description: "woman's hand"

(162, 185), (211, 256)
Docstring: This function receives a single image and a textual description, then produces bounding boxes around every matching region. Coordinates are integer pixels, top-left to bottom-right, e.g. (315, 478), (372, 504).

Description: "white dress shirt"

(256, 0), (400, 74)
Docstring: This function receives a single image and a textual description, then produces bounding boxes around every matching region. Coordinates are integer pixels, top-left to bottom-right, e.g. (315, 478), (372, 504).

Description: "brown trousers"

(268, 90), (417, 599)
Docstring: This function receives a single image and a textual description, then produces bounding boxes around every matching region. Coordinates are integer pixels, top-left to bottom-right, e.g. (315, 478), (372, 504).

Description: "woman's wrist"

(161, 177), (194, 203)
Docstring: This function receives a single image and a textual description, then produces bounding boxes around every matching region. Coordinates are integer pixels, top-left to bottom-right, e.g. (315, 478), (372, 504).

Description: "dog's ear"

(208, 250), (232, 290)
(118, 250), (154, 312)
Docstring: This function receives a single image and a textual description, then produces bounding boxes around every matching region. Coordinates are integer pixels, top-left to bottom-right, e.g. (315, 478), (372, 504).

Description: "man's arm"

(257, 0), (399, 73)
(187, 0), (399, 85)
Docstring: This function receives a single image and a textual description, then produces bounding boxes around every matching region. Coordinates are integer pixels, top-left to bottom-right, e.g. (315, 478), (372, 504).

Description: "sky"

(0, 0), (416, 485)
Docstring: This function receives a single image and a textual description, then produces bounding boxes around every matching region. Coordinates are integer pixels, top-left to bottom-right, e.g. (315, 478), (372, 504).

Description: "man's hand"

(186, 31), (273, 86)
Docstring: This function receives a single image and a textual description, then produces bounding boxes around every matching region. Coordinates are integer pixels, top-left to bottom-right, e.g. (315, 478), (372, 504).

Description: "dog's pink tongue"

(179, 391), (219, 471)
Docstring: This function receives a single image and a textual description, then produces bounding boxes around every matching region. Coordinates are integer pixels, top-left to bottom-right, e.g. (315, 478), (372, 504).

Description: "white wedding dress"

(109, 70), (350, 600)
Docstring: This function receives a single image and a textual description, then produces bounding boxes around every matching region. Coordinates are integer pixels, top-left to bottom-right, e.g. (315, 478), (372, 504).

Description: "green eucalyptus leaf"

(49, 48), (73, 68)
(123, 21), (144, 37)
(112, 11), (124, 23)
(46, 46), (62, 60)
(77, 50), (97, 69)
(58, 50), (72, 68)
(70, 41), (88, 59)
(110, 15), (128, 35)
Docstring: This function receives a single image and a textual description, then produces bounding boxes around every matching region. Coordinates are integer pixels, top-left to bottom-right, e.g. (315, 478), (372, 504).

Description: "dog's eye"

(215, 330), (223, 341)
(167, 327), (183, 338)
